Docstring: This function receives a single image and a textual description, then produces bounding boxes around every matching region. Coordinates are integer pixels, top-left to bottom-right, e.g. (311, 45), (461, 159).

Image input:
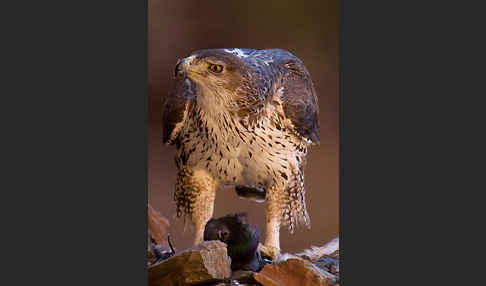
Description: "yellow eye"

(208, 64), (223, 73)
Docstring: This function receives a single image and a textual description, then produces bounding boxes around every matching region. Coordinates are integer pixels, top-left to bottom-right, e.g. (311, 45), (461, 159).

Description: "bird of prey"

(162, 48), (320, 259)
(204, 213), (263, 271)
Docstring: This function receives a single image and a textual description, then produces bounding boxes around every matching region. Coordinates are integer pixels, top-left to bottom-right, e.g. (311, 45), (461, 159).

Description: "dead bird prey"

(162, 48), (320, 259)
(204, 213), (263, 271)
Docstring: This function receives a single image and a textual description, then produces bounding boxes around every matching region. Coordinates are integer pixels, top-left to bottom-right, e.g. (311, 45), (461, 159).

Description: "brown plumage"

(162, 48), (320, 259)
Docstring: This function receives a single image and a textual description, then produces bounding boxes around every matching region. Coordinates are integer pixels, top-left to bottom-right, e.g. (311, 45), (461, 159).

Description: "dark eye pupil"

(210, 64), (222, 72)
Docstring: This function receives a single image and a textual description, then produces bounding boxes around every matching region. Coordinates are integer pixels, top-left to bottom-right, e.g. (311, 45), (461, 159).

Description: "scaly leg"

(262, 185), (283, 260)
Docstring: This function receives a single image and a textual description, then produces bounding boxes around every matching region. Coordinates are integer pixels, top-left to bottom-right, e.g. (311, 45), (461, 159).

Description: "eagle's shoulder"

(231, 49), (320, 144)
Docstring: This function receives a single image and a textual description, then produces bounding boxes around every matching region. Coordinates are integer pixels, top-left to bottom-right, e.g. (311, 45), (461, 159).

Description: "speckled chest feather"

(174, 102), (307, 202)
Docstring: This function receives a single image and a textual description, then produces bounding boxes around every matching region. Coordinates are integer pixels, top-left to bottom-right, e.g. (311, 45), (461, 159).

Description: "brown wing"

(279, 60), (320, 144)
(162, 77), (196, 144)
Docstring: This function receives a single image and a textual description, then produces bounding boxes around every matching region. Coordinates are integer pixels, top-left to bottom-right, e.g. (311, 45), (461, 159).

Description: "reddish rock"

(148, 203), (170, 244)
(148, 240), (232, 286)
(254, 257), (332, 286)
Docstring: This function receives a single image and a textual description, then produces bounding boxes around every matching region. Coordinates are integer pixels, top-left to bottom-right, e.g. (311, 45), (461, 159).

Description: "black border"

(4, 0), (148, 284)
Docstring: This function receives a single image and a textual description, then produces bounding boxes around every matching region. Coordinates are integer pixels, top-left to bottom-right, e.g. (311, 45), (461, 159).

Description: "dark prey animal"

(162, 48), (320, 260)
(204, 213), (263, 271)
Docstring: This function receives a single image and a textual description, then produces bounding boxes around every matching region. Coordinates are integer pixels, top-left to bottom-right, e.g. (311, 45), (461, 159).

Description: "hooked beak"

(174, 55), (196, 77)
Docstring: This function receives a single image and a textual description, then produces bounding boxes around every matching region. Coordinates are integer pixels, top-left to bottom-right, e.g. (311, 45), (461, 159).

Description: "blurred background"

(148, 0), (338, 253)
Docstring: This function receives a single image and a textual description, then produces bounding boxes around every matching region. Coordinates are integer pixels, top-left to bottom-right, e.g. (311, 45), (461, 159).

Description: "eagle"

(162, 48), (320, 259)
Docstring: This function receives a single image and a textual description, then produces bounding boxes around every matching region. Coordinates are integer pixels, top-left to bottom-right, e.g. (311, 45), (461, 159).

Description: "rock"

(231, 270), (259, 285)
(148, 243), (175, 266)
(212, 282), (243, 286)
(148, 240), (232, 286)
(148, 203), (170, 244)
(329, 250), (339, 259)
(313, 256), (338, 274)
(253, 257), (334, 286)
(212, 281), (245, 286)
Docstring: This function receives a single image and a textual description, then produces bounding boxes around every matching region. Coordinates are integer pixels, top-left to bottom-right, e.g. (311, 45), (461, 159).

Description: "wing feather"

(279, 60), (320, 144)
(162, 76), (196, 144)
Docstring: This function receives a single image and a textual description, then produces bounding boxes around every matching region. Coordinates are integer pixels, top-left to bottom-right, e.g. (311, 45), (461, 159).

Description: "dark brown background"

(148, 0), (338, 253)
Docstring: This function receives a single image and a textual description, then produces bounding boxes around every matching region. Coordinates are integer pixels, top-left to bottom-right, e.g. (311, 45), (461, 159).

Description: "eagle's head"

(174, 48), (304, 116)
(175, 49), (252, 112)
